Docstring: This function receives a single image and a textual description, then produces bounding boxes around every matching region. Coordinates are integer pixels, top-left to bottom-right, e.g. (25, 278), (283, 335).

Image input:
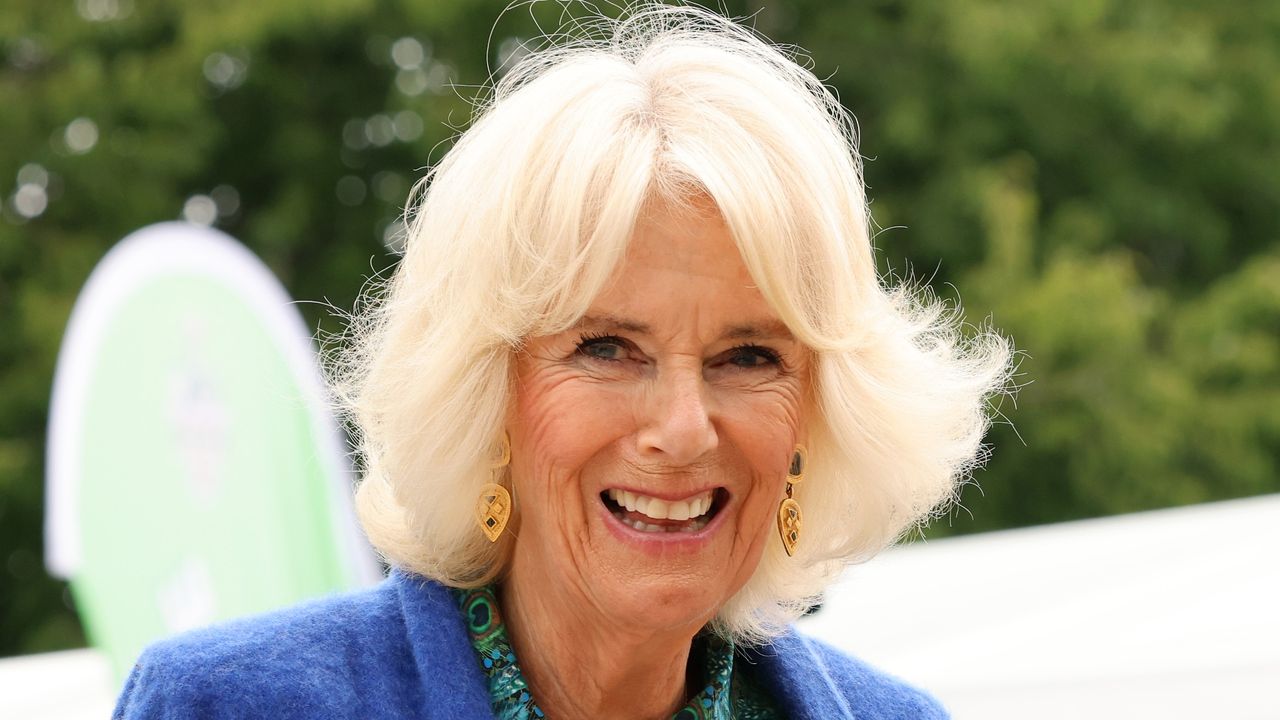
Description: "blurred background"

(1, 0), (1277, 713)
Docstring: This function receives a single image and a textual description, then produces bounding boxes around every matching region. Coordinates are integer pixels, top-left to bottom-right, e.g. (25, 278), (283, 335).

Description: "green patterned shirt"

(453, 586), (784, 719)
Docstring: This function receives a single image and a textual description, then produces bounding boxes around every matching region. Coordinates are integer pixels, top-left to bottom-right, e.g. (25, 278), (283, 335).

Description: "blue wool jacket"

(113, 569), (947, 719)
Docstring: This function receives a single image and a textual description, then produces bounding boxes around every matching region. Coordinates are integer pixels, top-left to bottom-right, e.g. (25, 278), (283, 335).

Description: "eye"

(723, 344), (781, 369)
(576, 333), (630, 362)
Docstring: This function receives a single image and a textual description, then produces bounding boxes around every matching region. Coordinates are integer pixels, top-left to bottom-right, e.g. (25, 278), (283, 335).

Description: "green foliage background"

(2, 0), (1277, 655)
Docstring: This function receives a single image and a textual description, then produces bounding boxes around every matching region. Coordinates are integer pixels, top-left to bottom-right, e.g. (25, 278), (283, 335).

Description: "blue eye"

(726, 345), (781, 368)
(576, 334), (628, 361)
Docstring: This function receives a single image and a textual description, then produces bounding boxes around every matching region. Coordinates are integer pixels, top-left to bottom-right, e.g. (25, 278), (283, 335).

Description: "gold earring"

(475, 432), (512, 543)
(777, 445), (806, 556)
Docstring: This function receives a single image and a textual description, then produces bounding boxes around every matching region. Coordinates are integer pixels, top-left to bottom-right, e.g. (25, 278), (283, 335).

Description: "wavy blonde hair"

(332, 3), (1012, 644)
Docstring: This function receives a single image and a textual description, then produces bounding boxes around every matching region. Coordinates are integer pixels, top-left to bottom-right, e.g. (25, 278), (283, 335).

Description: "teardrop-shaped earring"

(475, 433), (512, 543)
(777, 445), (806, 556)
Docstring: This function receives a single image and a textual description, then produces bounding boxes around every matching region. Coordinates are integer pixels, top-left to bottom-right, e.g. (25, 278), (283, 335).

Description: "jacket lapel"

(394, 569), (499, 719)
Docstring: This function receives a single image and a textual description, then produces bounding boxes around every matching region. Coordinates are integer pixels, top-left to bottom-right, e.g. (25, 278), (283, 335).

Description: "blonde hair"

(333, 3), (1011, 645)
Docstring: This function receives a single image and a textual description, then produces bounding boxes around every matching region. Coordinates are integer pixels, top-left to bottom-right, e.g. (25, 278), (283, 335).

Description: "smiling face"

(506, 198), (810, 634)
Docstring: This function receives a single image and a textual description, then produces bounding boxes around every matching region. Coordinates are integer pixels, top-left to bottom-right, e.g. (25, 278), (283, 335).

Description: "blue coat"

(113, 569), (947, 719)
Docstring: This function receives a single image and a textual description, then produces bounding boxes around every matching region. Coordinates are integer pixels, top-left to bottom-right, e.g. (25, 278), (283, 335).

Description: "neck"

(499, 568), (701, 720)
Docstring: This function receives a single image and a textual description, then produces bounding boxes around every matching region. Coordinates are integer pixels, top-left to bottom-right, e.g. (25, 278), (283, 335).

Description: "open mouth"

(600, 487), (727, 534)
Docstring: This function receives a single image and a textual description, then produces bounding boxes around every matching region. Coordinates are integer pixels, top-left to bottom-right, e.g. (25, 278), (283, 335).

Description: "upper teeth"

(606, 488), (714, 521)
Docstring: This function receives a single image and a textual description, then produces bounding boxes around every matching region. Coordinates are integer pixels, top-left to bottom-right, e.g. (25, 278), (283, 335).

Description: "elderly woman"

(115, 5), (1008, 719)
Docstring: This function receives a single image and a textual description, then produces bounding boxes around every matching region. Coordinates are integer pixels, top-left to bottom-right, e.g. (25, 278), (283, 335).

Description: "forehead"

(579, 198), (790, 340)
(616, 198), (754, 286)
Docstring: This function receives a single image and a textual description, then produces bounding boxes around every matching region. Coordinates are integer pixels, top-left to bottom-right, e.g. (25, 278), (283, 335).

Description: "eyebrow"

(575, 314), (652, 334)
(723, 319), (794, 341)
(573, 314), (794, 342)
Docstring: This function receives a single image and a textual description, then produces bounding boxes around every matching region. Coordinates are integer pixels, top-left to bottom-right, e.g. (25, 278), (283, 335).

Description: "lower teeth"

(613, 511), (709, 533)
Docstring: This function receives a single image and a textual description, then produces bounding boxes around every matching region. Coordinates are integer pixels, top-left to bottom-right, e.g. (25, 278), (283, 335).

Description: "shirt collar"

(452, 584), (739, 720)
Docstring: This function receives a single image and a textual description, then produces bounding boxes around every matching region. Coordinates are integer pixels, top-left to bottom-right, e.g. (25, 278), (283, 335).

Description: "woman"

(115, 5), (1009, 719)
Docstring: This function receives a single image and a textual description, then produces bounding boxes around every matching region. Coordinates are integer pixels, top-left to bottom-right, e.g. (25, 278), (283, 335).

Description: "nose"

(636, 363), (718, 464)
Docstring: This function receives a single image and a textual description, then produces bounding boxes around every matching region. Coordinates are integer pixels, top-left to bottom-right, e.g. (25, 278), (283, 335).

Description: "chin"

(594, 570), (729, 634)
(584, 492), (758, 634)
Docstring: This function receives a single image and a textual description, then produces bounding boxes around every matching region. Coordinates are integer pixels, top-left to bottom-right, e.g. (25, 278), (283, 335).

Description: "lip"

(597, 487), (731, 554)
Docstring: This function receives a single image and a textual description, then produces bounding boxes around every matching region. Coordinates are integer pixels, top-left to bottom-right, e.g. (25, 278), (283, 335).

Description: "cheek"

(510, 367), (635, 495)
(738, 452), (790, 524)
(721, 383), (807, 464)
(719, 386), (807, 518)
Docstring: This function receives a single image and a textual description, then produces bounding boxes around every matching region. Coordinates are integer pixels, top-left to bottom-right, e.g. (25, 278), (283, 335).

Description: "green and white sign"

(45, 222), (380, 680)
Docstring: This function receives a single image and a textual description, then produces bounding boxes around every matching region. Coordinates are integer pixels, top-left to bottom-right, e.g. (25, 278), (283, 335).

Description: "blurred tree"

(1, 0), (1276, 655)
(0, 0), (504, 656)
(737, 0), (1280, 535)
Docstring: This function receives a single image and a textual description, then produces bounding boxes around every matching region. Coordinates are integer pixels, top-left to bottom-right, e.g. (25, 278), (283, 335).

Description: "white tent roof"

(799, 494), (1280, 719)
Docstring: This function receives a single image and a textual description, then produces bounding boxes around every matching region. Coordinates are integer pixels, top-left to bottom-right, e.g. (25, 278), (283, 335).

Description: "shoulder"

(800, 634), (948, 718)
(112, 576), (421, 719)
(745, 629), (948, 720)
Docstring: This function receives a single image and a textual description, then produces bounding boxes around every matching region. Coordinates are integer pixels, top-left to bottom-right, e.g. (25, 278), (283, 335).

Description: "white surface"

(0, 650), (115, 720)
(6, 496), (1277, 718)
(799, 494), (1280, 719)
